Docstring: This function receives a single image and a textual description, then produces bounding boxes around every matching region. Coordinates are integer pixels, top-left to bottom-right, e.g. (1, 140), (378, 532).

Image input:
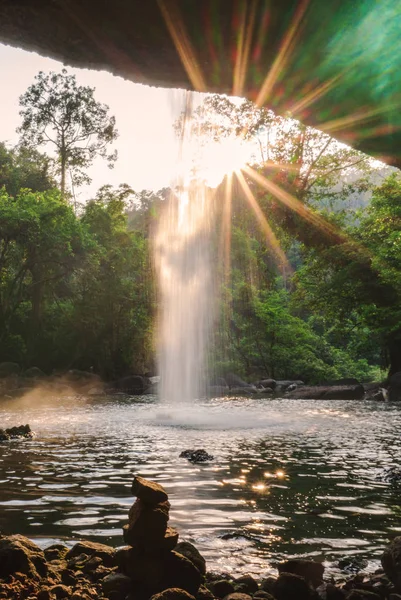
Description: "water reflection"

(0, 396), (400, 576)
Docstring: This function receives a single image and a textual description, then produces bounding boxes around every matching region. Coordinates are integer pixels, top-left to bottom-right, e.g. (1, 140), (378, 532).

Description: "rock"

(175, 542), (206, 576)
(229, 387), (255, 397)
(275, 380), (305, 393)
(65, 540), (116, 568)
(1, 424), (32, 440)
(117, 548), (201, 597)
(224, 373), (252, 389)
(253, 593), (274, 600)
(338, 557), (369, 573)
(123, 498), (170, 546)
(197, 584), (216, 600)
(208, 385), (229, 397)
(37, 589), (52, 600)
(234, 575), (258, 594)
(123, 522), (178, 551)
(223, 595), (252, 600)
(273, 572), (311, 600)
(24, 366), (46, 379)
(49, 584), (71, 598)
(131, 476), (169, 504)
(0, 362), (20, 377)
(260, 577), (276, 595)
(346, 592), (381, 599)
(0, 534), (47, 578)
(44, 544), (69, 562)
(317, 583), (346, 599)
(257, 379), (276, 390)
(211, 580), (235, 598)
(278, 559), (324, 587)
(382, 536), (401, 589)
(109, 375), (150, 395)
(102, 572), (132, 598)
(286, 384), (364, 400)
(365, 389), (387, 402)
(151, 589), (196, 600)
(180, 449), (214, 463)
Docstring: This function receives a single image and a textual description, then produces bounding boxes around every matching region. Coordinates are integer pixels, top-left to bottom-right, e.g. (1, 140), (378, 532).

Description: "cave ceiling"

(1, 0), (400, 166)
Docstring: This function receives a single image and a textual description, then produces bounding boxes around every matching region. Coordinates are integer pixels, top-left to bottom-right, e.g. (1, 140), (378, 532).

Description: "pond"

(0, 394), (400, 577)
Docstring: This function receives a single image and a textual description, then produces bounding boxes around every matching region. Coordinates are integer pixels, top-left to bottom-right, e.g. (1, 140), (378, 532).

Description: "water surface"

(0, 395), (400, 577)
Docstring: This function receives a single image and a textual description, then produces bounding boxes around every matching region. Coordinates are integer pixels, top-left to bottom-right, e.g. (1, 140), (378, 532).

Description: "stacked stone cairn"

(116, 476), (203, 599)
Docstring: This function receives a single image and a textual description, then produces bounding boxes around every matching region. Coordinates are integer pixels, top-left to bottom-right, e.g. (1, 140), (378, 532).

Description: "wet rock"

(0, 534), (47, 578)
(223, 595), (252, 600)
(175, 542), (206, 575)
(273, 572), (311, 600)
(180, 449), (214, 463)
(286, 384), (364, 400)
(151, 589), (196, 600)
(234, 575), (258, 594)
(102, 572), (132, 598)
(0, 424), (32, 440)
(278, 559), (324, 587)
(382, 536), (401, 589)
(131, 476), (169, 504)
(65, 540), (116, 568)
(338, 557), (369, 574)
(211, 580), (235, 598)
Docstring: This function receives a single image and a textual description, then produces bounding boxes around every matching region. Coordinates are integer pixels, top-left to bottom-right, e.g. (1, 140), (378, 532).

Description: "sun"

(198, 136), (251, 188)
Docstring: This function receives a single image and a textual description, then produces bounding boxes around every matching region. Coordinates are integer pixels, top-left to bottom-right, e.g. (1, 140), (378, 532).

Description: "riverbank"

(1, 477), (401, 600)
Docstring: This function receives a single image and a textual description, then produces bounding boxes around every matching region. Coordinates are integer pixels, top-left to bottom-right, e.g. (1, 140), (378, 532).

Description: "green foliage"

(18, 69), (118, 194)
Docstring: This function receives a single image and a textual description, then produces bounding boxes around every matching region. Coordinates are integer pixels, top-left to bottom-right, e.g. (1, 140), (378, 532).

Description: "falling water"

(154, 94), (215, 403)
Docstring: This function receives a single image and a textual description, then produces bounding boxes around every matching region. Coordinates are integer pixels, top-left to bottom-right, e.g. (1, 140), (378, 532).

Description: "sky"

(0, 43), (201, 201)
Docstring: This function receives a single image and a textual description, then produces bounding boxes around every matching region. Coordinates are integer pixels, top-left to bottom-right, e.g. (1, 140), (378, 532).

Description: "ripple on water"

(0, 396), (400, 576)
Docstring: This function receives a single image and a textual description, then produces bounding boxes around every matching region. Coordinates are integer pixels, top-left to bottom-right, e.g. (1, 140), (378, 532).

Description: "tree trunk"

(388, 333), (401, 377)
(60, 135), (66, 197)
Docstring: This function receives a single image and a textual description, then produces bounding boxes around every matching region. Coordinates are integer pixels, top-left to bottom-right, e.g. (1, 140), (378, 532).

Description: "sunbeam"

(236, 170), (290, 272)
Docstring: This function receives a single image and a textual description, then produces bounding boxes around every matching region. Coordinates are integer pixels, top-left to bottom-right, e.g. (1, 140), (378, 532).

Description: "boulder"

(196, 585), (216, 600)
(180, 449), (214, 463)
(229, 388), (255, 397)
(253, 593), (274, 600)
(277, 559), (324, 587)
(117, 548), (201, 597)
(175, 542), (206, 575)
(65, 540), (116, 568)
(210, 579), (235, 598)
(338, 557), (368, 573)
(123, 498), (170, 546)
(102, 572), (132, 598)
(275, 380), (305, 393)
(224, 373), (253, 389)
(24, 366), (46, 379)
(44, 544), (69, 562)
(286, 384), (364, 400)
(151, 589), (196, 600)
(273, 573), (311, 600)
(382, 536), (401, 589)
(257, 379), (276, 390)
(234, 575), (259, 594)
(223, 595), (252, 600)
(0, 535), (47, 578)
(0, 362), (20, 377)
(131, 476), (169, 504)
(110, 375), (151, 395)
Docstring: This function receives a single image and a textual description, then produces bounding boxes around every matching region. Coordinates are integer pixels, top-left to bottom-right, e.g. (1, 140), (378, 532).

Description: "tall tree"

(18, 69), (118, 196)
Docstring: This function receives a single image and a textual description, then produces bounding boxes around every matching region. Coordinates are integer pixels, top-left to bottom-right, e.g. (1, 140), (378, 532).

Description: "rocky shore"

(1, 476), (401, 600)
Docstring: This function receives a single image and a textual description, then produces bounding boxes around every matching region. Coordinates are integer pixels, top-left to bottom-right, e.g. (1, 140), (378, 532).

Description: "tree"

(18, 69), (118, 196)
(0, 142), (55, 196)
